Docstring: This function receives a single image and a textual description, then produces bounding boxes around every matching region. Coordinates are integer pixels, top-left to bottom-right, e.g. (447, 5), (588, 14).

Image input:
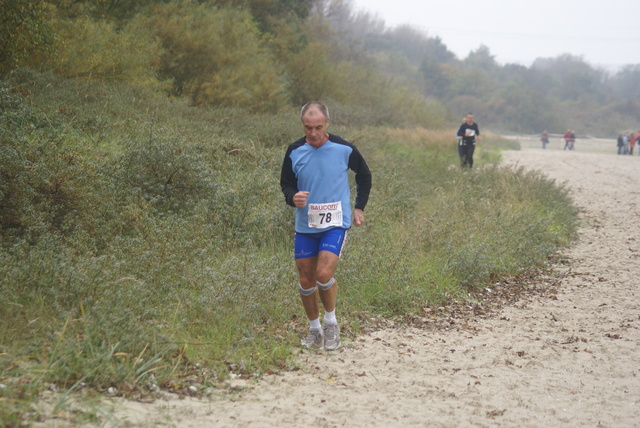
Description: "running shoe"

(301, 328), (323, 348)
(322, 323), (340, 351)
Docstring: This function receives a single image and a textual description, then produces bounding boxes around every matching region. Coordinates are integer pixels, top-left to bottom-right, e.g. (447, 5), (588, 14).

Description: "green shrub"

(0, 82), (96, 243)
(45, 12), (163, 88)
(113, 136), (218, 213)
(150, 1), (288, 111)
(0, 0), (55, 73)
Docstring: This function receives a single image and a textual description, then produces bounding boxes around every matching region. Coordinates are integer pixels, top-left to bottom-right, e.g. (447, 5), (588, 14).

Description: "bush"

(113, 135), (218, 213)
(0, 82), (96, 243)
(150, 1), (288, 111)
(0, 0), (55, 73)
(45, 12), (163, 88)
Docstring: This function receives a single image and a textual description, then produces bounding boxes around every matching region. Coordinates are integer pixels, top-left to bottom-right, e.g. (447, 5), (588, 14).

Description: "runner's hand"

(353, 209), (365, 227)
(293, 191), (309, 208)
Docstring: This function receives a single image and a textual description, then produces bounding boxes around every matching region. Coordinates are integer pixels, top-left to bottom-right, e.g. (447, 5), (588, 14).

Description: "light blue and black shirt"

(280, 133), (372, 234)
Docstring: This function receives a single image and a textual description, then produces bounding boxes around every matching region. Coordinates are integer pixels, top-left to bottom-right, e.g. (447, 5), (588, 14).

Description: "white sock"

(324, 309), (337, 325)
(309, 318), (321, 331)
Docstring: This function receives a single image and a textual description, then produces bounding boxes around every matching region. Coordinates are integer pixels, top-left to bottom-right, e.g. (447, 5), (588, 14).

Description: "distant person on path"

(456, 112), (480, 168)
(623, 134), (629, 154)
(541, 130), (549, 149)
(636, 131), (640, 155)
(280, 101), (372, 351)
(629, 132), (636, 155)
(617, 134), (624, 155)
(569, 130), (576, 150)
(563, 130), (571, 150)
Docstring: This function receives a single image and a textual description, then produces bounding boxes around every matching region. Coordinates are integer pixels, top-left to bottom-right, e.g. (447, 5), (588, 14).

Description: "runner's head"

(301, 102), (330, 148)
(301, 101), (330, 121)
(466, 113), (474, 125)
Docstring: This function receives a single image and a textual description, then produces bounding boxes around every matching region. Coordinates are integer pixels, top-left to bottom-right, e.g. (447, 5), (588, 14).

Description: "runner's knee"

(299, 283), (317, 296)
(317, 277), (336, 291)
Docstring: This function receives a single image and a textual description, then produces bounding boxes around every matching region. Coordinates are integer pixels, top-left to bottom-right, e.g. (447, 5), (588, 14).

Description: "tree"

(494, 81), (559, 133)
(385, 25), (454, 67)
(463, 45), (498, 72)
(610, 65), (640, 100)
(286, 41), (338, 105)
(215, 0), (313, 32)
(46, 13), (162, 85)
(420, 58), (451, 99)
(45, 0), (187, 23)
(151, 1), (288, 111)
(533, 54), (606, 102)
(0, 0), (55, 74)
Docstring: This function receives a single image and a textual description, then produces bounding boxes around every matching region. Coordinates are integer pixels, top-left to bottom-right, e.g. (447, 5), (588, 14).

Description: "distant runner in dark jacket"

(456, 113), (480, 168)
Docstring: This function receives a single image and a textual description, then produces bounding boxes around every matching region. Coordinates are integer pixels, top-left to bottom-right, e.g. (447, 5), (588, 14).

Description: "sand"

(40, 148), (640, 427)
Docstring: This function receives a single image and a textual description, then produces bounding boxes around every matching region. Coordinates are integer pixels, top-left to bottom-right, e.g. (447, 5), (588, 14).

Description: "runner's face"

(466, 114), (474, 125)
(302, 112), (330, 148)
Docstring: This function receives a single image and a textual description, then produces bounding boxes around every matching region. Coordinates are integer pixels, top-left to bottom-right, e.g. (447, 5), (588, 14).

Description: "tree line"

(2, 0), (639, 135)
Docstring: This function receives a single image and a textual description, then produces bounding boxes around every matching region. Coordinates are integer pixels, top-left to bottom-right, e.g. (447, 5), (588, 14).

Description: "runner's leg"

(460, 144), (468, 167)
(316, 250), (339, 312)
(466, 144), (475, 168)
(296, 256), (320, 321)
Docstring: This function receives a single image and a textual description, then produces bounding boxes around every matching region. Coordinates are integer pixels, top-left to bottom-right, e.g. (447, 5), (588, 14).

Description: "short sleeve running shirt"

(280, 134), (372, 234)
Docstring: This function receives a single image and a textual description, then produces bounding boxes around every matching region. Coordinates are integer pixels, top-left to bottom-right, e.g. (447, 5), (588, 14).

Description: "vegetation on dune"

(1, 73), (578, 425)
(0, 0), (585, 424)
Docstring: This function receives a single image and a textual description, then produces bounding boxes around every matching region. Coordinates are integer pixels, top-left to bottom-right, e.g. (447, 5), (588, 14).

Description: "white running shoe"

(322, 323), (340, 351)
(301, 328), (323, 348)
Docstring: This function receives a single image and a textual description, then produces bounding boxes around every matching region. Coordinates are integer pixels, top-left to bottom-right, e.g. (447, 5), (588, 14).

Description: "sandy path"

(45, 149), (640, 427)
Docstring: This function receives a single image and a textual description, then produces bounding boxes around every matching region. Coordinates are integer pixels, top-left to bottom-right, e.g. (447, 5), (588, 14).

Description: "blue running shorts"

(294, 228), (347, 259)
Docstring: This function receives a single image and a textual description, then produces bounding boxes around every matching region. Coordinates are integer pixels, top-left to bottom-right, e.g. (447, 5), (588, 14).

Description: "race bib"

(465, 129), (475, 137)
(308, 201), (343, 229)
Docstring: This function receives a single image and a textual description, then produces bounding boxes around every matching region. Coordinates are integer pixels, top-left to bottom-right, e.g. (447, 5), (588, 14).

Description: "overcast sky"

(351, 0), (639, 72)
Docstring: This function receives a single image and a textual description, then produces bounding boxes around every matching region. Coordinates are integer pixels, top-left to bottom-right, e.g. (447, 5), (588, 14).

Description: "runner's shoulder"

(328, 133), (354, 147)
